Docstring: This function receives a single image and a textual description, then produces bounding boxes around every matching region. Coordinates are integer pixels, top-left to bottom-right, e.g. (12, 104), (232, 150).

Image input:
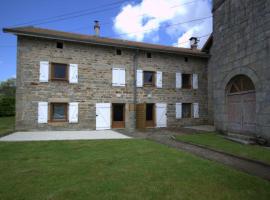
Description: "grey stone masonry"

(16, 36), (208, 131)
(208, 0), (270, 140)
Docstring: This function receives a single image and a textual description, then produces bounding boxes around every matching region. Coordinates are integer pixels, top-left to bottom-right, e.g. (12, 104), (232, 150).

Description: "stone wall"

(16, 36), (208, 131)
(209, 0), (270, 139)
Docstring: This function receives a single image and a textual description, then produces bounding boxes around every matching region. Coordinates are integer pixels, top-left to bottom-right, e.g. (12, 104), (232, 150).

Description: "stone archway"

(226, 75), (256, 134)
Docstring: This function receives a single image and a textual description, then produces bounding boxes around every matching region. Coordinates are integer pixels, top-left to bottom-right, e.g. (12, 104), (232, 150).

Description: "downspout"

(133, 49), (139, 131)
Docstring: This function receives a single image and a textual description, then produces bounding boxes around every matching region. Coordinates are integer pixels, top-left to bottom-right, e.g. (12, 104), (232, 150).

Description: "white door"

(156, 103), (167, 128)
(96, 103), (111, 130)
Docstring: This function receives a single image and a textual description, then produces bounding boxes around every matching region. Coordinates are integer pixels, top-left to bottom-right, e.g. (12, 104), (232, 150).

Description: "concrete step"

(223, 136), (256, 145)
(223, 133), (256, 145)
(227, 132), (255, 141)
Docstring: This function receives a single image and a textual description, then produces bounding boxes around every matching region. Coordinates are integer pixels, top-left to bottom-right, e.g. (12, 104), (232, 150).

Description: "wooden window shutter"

(176, 72), (182, 88)
(39, 61), (49, 82)
(69, 64), (78, 83)
(38, 102), (48, 123)
(193, 103), (199, 118)
(192, 74), (198, 89)
(136, 69), (143, 87)
(112, 68), (118, 86)
(69, 102), (79, 123)
(112, 68), (125, 86)
(119, 68), (126, 86)
(156, 71), (162, 88)
(176, 103), (182, 119)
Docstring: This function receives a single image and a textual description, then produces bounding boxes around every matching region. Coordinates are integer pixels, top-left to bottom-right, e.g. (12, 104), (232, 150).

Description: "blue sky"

(0, 0), (212, 81)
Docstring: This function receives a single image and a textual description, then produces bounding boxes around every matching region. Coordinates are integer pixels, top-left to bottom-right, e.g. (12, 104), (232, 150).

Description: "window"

(50, 103), (67, 122)
(51, 63), (68, 81)
(116, 49), (122, 55)
(143, 71), (155, 86)
(146, 52), (152, 58)
(182, 74), (192, 89)
(228, 75), (255, 94)
(184, 57), (188, 62)
(56, 42), (63, 49)
(182, 103), (191, 118)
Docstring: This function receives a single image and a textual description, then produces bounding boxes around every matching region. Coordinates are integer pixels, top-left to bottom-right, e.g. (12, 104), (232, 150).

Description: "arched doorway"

(226, 75), (256, 134)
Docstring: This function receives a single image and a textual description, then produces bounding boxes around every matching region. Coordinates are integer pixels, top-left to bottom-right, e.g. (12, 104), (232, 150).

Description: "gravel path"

(120, 129), (270, 181)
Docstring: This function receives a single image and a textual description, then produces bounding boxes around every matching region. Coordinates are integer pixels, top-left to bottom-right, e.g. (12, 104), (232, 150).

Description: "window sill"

(143, 85), (156, 88)
(48, 122), (69, 127)
(50, 79), (69, 82)
(112, 84), (126, 87)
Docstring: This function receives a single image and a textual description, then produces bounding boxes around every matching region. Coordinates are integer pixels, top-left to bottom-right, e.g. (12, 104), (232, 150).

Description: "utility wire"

(9, 0), (135, 27)
(8, 0), (201, 28)
(69, 0), (200, 31)
(112, 16), (212, 37)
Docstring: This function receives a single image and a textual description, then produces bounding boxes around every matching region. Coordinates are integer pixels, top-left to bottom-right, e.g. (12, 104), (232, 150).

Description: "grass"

(175, 133), (270, 164)
(0, 116), (14, 136)
(0, 139), (270, 200)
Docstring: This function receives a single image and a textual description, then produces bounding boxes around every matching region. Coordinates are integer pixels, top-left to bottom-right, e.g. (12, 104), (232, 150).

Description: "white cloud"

(113, 0), (212, 48)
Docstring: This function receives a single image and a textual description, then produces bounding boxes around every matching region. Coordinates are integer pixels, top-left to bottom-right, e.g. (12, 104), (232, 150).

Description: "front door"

(112, 104), (125, 128)
(96, 103), (111, 130)
(156, 103), (167, 128)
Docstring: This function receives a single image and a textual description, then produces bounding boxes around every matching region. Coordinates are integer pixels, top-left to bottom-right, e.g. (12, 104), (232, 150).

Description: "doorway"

(145, 103), (155, 127)
(226, 75), (256, 134)
(112, 104), (125, 128)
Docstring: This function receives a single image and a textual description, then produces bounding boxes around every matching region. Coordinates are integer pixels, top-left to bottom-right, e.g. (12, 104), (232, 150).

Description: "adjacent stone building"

(3, 27), (209, 131)
(207, 0), (270, 140)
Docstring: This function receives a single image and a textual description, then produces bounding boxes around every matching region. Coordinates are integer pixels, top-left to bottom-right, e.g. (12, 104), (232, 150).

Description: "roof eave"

(3, 28), (210, 58)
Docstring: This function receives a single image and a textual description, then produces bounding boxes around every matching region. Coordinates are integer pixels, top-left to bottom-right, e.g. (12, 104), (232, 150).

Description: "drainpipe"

(132, 49), (139, 131)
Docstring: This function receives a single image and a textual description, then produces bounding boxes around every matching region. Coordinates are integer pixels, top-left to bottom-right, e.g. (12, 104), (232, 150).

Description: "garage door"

(227, 75), (256, 134)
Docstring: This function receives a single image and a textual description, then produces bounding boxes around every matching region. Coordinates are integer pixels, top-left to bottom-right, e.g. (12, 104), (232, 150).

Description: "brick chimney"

(189, 37), (199, 50)
(94, 20), (100, 36)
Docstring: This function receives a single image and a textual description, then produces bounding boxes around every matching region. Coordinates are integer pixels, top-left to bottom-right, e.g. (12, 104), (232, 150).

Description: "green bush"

(0, 96), (15, 117)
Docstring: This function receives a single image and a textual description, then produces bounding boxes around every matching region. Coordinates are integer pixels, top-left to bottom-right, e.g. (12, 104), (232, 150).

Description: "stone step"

(226, 132), (255, 141)
(223, 136), (256, 145)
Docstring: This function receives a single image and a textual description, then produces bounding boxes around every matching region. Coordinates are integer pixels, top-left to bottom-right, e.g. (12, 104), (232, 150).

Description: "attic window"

(116, 49), (122, 55)
(184, 57), (188, 62)
(56, 42), (63, 49)
(147, 52), (152, 58)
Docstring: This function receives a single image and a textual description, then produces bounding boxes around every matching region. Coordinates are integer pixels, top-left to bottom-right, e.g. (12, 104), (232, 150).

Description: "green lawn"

(0, 139), (270, 200)
(175, 133), (270, 165)
(0, 116), (14, 136)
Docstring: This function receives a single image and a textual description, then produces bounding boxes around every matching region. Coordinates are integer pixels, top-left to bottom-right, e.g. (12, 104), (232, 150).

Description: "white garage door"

(96, 103), (111, 130)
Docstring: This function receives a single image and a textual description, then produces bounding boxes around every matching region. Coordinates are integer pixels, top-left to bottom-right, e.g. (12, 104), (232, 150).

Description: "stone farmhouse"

(3, 0), (270, 141)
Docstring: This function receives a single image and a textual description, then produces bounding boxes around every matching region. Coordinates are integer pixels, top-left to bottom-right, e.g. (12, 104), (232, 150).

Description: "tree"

(0, 78), (16, 117)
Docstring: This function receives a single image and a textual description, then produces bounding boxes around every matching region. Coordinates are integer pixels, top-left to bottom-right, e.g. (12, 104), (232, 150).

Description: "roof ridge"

(3, 26), (209, 58)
